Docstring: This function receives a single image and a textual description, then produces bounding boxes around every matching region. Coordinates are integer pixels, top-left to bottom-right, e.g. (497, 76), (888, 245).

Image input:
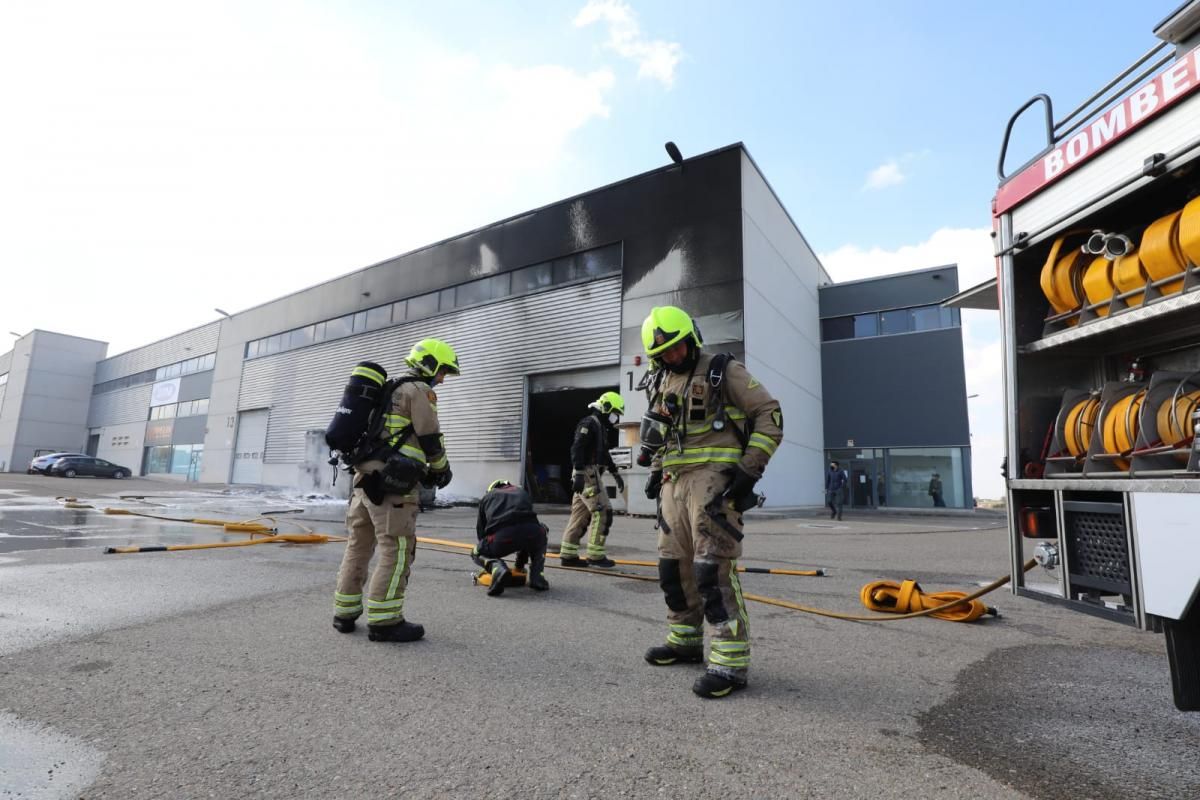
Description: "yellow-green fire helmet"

(405, 338), (460, 378)
(641, 306), (699, 358)
(589, 391), (625, 416)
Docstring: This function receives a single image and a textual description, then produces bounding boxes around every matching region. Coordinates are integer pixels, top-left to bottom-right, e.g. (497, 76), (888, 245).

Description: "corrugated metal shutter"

(88, 384), (154, 427)
(239, 278), (622, 464)
(94, 323), (221, 383)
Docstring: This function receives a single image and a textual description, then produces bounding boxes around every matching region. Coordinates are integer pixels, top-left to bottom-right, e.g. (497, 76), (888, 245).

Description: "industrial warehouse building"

(0, 144), (971, 508)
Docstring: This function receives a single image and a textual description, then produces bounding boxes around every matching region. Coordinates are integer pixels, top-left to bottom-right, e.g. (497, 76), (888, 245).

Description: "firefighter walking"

(638, 306), (782, 698)
(331, 339), (458, 643)
(557, 391), (626, 568)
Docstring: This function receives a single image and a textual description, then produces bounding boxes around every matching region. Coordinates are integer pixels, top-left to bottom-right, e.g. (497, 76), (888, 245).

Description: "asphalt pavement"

(0, 475), (1196, 799)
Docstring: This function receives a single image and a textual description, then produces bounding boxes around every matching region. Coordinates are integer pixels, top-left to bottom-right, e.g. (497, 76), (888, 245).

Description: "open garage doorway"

(524, 368), (619, 504)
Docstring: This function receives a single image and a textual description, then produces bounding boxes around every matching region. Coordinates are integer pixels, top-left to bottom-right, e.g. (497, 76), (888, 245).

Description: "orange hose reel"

(1101, 390), (1146, 469)
(1062, 396), (1101, 458)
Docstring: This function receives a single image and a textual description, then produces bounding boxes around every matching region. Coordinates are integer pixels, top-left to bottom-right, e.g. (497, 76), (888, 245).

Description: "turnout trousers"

(333, 487), (418, 627)
(559, 466), (611, 560)
(656, 465), (750, 681)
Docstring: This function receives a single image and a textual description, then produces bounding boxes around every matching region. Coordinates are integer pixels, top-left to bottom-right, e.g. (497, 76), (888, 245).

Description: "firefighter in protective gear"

(558, 391), (626, 568)
(472, 479), (550, 596)
(639, 306), (782, 698)
(331, 338), (459, 642)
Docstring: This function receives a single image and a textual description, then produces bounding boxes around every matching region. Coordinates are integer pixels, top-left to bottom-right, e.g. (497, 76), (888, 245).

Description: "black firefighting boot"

(692, 670), (747, 699)
(332, 616), (357, 634)
(487, 561), (510, 597)
(559, 555), (589, 568)
(644, 644), (704, 666)
(367, 621), (425, 642)
(587, 557), (616, 569)
(528, 552), (549, 591)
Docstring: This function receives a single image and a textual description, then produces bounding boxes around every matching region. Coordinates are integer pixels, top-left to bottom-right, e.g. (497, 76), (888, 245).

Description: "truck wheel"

(1165, 610), (1200, 711)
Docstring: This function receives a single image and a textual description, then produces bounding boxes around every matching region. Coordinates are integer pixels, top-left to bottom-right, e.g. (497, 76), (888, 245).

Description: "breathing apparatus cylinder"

(325, 362), (388, 456)
(637, 410), (673, 467)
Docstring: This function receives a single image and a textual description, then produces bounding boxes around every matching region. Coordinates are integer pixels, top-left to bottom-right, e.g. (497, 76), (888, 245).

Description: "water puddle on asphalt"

(0, 712), (103, 799)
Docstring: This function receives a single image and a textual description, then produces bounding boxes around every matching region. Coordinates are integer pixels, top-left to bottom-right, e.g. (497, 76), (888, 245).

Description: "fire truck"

(991, 1), (1200, 711)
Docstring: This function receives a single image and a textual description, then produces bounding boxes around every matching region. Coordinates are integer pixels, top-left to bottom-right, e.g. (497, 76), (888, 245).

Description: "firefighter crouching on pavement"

(557, 391), (626, 569)
(639, 306), (783, 698)
(472, 479), (551, 596)
(332, 339), (458, 643)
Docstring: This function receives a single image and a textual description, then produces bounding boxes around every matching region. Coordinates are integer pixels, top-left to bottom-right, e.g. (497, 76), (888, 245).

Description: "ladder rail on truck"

(991, 1), (1200, 711)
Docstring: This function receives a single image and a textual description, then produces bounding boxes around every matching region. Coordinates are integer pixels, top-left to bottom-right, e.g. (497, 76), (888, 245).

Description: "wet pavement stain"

(0, 711), (104, 800)
(918, 643), (1200, 800)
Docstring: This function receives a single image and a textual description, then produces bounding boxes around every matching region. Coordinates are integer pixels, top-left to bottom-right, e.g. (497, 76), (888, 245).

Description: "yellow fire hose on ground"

(59, 502), (348, 553)
(73, 499), (1028, 623)
(417, 536), (1033, 623)
(416, 536), (823, 576)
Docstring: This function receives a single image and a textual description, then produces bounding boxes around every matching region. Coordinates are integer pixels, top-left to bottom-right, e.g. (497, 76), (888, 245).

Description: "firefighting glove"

(722, 465), (757, 502)
(434, 468), (453, 489)
(610, 468), (625, 493)
(644, 470), (663, 500)
(572, 473), (585, 494)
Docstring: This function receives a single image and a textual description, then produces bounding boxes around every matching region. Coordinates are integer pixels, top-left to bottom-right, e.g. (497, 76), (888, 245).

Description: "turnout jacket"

(648, 352), (782, 478)
(570, 411), (617, 472)
(476, 483), (539, 539)
(356, 368), (450, 482)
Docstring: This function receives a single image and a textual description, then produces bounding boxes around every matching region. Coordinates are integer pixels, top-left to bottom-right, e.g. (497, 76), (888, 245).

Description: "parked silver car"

(28, 452), (88, 474)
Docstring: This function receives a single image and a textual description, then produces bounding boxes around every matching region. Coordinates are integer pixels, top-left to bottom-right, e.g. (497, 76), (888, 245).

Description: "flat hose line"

(79, 500), (1029, 622)
(416, 539), (1037, 624)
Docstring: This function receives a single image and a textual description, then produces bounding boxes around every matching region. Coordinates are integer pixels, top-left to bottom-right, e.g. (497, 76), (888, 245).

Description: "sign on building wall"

(144, 420), (174, 446)
(150, 378), (181, 406)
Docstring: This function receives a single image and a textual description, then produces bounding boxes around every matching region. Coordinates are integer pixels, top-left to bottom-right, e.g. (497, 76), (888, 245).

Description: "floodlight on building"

(215, 308), (232, 318)
(665, 141), (683, 165)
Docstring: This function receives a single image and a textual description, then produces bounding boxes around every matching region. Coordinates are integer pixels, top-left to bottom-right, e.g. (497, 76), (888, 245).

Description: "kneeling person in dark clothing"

(473, 479), (550, 596)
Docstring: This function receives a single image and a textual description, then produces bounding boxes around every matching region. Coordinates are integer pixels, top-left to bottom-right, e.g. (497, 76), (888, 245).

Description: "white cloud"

(574, 0), (683, 88)
(0, 3), (617, 356)
(820, 228), (1006, 500)
(864, 160), (905, 190)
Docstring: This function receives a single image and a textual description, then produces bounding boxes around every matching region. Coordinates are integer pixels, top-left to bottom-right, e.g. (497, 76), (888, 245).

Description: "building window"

(878, 309), (909, 335)
(853, 313), (878, 337)
(910, 305), (941, 331)
(820, 317), (854, 341)
(408, 292), (438, 320)
(886, 447), (965, 508)
(365, 305), (391, 330)
(513, 262), (552, 293)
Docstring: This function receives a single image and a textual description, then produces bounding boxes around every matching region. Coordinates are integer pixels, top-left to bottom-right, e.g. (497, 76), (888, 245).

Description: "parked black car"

(28, 452), (89, 474)
(48, 456), (132, 479)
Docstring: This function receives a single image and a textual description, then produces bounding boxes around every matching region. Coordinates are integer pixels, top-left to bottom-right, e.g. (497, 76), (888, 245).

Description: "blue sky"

(0, 0), (1185, 498)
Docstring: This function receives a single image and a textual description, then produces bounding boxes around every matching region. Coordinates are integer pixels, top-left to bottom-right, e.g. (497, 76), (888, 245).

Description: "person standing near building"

(332, 339), (458, 643)
(928, 472), (945, 507)
(640, 306), (783, 699)
(825, 460), (846, 520)
(558, 391), (625, 569)
(472, 479), (550, 596)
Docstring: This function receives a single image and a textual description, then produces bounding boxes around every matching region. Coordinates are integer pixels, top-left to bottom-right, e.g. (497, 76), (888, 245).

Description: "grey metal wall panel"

(819, 267), (960, 318)
(94, 323), (221, 383)
(87, 384), (153, 428)
(178, 371), (214, 402)
(172, 415), (208, 445)
(0, 351), (11, 375)
(239, 278), (622, 464)
(821, 328), (969, 448)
